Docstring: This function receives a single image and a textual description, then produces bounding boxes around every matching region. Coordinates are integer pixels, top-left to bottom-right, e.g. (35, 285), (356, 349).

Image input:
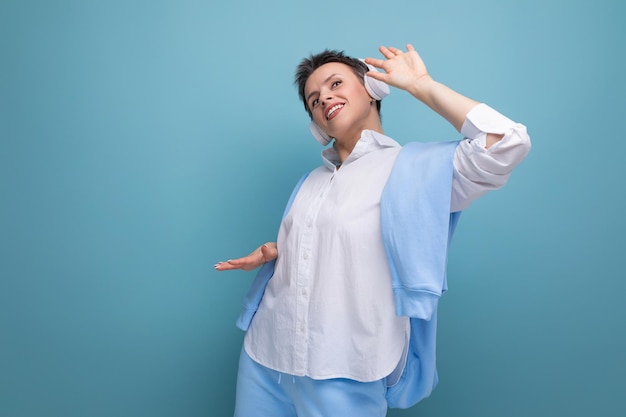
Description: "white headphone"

(309, 60), (390, 146)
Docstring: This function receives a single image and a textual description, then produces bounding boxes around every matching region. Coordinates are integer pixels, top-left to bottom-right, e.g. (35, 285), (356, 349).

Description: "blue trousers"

(234, 348), (388, 417)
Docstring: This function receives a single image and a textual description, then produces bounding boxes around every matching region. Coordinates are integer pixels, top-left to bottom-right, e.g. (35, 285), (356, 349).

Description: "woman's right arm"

(214, 242), (278, 271)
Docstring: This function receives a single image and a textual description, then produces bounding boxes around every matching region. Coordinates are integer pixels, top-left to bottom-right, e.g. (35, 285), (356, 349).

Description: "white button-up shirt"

(244, 104), (531, 382)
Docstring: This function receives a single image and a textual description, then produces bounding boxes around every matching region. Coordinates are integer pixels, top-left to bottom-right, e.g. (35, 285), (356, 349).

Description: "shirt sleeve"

(451, 103), (531, 212)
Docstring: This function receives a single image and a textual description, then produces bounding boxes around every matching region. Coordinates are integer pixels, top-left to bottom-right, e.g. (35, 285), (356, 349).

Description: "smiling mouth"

(326, 104), (344, 120)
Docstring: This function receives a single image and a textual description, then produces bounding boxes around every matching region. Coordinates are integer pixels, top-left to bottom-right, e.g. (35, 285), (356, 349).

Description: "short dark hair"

(294, 49), (382, 118)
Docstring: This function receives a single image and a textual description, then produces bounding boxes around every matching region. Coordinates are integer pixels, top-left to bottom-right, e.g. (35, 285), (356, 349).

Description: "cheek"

(311, 109), (326, 125)
(356, 85), (372, 102)
(345, 85), (369, 105)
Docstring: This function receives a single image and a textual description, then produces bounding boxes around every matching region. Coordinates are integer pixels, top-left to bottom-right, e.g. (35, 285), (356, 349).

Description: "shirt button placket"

(294, 175), (331, 374)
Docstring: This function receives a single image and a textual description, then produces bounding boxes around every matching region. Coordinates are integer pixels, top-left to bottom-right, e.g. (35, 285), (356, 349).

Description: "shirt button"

(303, 253), (309, 260)
(306, 218), (312, 227)
(300, 324), (305, 332)
(301, 288), (307, 296)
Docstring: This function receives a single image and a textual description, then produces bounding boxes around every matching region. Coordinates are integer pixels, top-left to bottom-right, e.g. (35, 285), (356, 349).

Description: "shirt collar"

(321, 130), (400, 171)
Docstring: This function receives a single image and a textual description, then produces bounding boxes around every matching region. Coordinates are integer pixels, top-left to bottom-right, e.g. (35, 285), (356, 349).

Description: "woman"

(216, 44), (531, 416)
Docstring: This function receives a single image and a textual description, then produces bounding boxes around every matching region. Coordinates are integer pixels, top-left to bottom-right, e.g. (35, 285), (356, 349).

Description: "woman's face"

(304, 62), (377, 142)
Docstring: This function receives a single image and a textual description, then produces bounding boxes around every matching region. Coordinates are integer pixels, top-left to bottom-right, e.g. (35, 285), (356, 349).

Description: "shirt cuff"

(460, 103), (516, 140)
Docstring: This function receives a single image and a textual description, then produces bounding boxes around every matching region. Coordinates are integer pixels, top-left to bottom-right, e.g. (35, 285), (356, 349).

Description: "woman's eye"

(332, 80), (342, 88)
(311, 98), (319, 107)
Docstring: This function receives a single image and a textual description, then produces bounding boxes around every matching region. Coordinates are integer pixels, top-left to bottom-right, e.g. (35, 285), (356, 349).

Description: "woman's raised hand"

(364, 44), (432, 97)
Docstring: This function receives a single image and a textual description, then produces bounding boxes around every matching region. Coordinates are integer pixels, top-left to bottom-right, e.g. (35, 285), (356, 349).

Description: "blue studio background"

(1, 0), (624, 416)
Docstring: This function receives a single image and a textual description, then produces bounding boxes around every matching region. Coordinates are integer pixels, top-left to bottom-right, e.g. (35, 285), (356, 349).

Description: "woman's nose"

(318, 86), (333, 103)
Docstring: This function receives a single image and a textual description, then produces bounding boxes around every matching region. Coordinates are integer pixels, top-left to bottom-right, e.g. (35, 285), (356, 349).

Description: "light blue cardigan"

(236, 140), (461, 409)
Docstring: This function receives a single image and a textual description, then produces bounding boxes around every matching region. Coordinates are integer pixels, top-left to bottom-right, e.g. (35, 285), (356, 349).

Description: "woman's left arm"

(366, 44), (531, 211)
(365, 44), (504, 149)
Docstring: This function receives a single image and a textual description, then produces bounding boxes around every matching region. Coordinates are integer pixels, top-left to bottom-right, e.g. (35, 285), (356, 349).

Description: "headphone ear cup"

(309, 121), (332, 146)
(360, 59), (390, 101)
(364, 75), (390, 101)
